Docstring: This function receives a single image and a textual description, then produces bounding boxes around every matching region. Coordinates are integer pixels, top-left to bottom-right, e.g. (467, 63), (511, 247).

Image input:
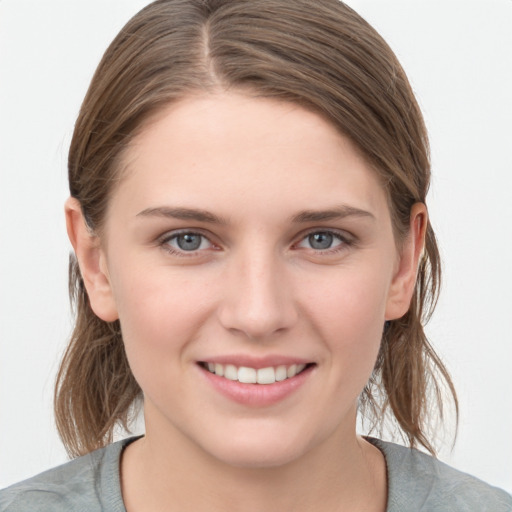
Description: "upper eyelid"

(294, 227), (353, 242)
(158, 228), (214, 243)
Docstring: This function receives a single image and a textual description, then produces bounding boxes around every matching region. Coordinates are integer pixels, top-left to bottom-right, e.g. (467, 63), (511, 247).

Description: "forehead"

(112, 92), (389, 224)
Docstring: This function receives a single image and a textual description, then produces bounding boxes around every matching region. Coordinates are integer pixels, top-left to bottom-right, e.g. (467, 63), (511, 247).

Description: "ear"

(65, 197), (119, 322)
(385, 203), (428, 320)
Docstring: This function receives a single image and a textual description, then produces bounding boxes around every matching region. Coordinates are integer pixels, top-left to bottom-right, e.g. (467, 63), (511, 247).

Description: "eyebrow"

(291, 205), (375, 223)
(136, 205), (375, 225)
(136, 206), (228, 224)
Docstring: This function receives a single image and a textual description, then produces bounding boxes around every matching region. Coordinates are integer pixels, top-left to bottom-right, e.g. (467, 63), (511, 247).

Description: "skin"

(66, 92), (426, 512)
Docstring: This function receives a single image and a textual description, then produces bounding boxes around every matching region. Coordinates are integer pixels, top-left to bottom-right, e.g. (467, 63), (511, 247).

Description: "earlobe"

(65, 197), (119, 322)
(385, 203), (427, 320)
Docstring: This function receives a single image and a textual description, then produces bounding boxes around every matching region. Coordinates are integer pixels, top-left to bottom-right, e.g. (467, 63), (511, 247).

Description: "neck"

(121, 410), (387, 512)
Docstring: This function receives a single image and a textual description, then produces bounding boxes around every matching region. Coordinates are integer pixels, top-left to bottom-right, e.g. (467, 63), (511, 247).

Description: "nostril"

(216, 275), (299, 340)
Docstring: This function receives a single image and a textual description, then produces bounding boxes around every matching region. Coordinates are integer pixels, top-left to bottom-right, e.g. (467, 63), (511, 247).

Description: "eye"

(296, 231), (346, 251)
(162, 232), (213, 253)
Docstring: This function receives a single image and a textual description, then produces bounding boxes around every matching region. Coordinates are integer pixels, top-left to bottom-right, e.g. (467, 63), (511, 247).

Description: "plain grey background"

(1, 0), (511, 492)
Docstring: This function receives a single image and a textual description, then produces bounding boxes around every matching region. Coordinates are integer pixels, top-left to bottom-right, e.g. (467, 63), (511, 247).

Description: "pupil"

(309, 232), (333, 250)
(177, 234), (201, 251)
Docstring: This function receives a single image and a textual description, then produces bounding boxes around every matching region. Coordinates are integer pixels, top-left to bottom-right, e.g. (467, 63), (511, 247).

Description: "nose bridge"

(218, 238), (297, 339)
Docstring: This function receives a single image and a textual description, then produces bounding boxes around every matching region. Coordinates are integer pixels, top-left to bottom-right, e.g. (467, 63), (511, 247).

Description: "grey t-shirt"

(1, 436), (511, 511)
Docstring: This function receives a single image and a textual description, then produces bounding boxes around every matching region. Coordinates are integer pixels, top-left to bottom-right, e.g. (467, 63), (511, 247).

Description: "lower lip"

(199, 364), (314, 407)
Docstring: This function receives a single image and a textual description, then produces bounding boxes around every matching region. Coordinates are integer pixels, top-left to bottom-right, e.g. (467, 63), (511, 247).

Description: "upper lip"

(198, 355), (314, 369)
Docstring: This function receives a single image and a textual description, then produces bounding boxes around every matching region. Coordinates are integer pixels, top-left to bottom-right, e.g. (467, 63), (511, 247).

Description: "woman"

(1, 1), (511, 510)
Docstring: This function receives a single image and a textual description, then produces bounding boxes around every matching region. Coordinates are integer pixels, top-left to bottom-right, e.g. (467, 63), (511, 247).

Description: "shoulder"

(0, 437), (137, 512)
(368, 438), (512, 512)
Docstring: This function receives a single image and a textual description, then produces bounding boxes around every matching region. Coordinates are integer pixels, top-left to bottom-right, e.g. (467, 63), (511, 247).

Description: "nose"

(217, 247), (299, 341)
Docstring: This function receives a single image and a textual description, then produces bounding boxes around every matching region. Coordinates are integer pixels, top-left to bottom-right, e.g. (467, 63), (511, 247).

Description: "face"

(79, 93), (420, 468)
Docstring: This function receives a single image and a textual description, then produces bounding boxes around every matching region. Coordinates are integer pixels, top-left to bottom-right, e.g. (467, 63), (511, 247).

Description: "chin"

(197, 423), (317, 469)
(212, 443), (302, 469)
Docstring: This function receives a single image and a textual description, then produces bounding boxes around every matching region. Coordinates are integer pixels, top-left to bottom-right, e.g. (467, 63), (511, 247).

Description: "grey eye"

(162, 231), (214, 255)
(167, 233), (210, 252)
(308, 232), (334, 250)
(296, 231), (345, 251)
(176, 233), (203, 251)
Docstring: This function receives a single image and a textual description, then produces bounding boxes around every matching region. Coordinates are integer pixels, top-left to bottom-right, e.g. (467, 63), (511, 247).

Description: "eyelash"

(295, 230), (354, 255)
(159, 230), (216, 257)
(158, 229), (354, 257)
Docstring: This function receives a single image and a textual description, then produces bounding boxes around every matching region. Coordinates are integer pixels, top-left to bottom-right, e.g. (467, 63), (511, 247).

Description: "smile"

(200, 362), (310, 384)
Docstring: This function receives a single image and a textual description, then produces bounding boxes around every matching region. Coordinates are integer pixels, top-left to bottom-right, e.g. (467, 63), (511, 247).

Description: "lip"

(197, 360), (315, 407)
(199, 354), (312, 369)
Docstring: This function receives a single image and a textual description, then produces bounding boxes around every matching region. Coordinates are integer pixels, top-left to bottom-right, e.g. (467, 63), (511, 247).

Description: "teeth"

(224, 364), (238, 381)
(275, 365), (287, 381)
(287, 364), (297, 378)
(238, 367), (257, 384)
(204, 362), (309, 384)
(257, 367), (276, 384)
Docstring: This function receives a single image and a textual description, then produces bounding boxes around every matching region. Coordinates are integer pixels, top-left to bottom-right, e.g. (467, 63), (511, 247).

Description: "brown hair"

(56, 0), (457, 458)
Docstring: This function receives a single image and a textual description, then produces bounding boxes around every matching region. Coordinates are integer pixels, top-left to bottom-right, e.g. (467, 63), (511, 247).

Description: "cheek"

(108, 262), (216, 372)
(301, 267), (390, 376)
(305, 266), (389, 333)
